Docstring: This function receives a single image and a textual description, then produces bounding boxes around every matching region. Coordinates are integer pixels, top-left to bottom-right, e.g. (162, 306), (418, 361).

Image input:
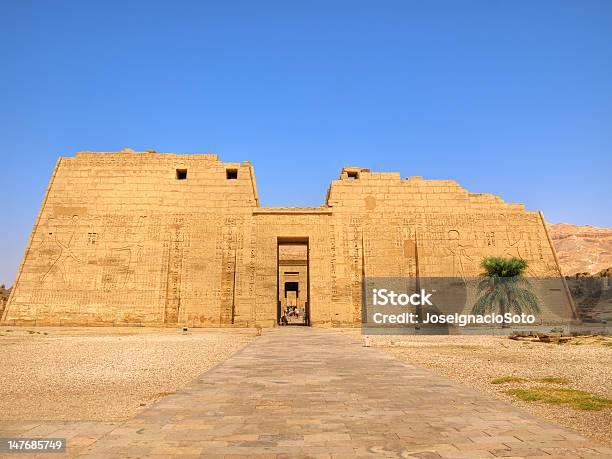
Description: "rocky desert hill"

(548, 223), (612, 276)
(0, 284), (11, 317)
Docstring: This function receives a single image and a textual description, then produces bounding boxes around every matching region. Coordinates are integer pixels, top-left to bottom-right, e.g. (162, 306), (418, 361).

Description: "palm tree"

(471, 257), (540, 326)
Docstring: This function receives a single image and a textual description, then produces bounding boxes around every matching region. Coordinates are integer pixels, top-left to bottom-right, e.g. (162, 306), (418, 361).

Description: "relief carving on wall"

(34, 215), (148, 294)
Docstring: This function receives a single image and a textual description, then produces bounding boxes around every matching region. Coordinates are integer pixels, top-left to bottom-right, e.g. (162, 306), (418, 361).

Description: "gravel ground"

(345, 331), (612, 447)
(0, 327), (255, 421)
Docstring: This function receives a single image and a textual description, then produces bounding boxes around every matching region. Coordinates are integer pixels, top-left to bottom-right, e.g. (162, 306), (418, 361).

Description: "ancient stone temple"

(2, 150), (575, 327)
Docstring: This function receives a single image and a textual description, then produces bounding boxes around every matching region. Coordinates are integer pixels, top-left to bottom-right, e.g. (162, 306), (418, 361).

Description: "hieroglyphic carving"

(401, 222), (417, 277)
(38, 216), (83, 287)
(164, 219), (185, 323)
(446, 229), (475, 279)
(348, 219), (362, 324)
(219, 218), (237, 324)
(329, 222), (338, 298)
(248, 229), (256, 297)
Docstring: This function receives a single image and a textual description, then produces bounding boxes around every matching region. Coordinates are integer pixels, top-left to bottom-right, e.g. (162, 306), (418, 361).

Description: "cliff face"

(548, 223), (612, 276)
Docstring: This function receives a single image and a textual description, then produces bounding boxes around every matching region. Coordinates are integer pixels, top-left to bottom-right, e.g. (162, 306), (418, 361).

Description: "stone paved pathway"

(2, 328), (610, 458)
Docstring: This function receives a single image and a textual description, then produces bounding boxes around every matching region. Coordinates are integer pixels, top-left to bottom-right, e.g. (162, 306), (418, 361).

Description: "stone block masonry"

(2, 150), (575, 327)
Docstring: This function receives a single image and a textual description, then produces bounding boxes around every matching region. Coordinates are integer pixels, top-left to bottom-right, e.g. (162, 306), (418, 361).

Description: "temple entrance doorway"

(277, 239), (309, 326)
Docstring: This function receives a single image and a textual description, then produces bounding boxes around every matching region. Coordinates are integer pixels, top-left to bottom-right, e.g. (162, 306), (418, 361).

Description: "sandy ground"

(0, 327), (255, 421)
(2, 326), (609, 447)
(344, 331), (612, 447)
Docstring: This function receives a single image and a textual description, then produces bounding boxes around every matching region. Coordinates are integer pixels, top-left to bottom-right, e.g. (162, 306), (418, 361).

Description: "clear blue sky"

(1, 0), (611, 286)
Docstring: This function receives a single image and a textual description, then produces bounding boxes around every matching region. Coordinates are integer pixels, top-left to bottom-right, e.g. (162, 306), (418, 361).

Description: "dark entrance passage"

(277, 239), (309, 326)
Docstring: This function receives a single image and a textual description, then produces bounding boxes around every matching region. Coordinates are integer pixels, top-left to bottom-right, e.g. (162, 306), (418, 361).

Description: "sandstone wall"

(2, 152), (575, 326)
(325, 168), (574, 323)
(3, 151), (258, 325)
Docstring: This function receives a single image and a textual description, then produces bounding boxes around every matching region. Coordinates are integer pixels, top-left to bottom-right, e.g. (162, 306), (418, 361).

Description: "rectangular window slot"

(176, 169), (187, 180)
(347, 171), (359, 180)
(226, 168), (238, 180)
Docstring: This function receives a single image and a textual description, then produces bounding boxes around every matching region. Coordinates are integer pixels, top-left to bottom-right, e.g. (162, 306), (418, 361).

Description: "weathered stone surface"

(2, 150), (574, 326)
